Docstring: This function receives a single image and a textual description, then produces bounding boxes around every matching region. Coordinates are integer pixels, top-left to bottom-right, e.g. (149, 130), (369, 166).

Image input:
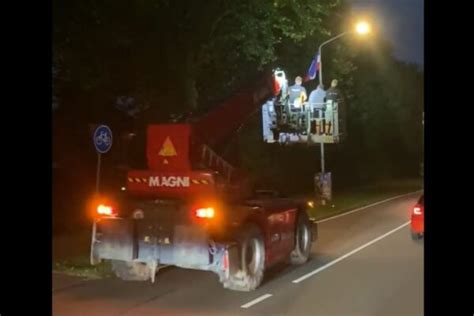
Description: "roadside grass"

(53, 229), (113, 279)
(53, 256), (113, 279)
(306, 178), (423, 220)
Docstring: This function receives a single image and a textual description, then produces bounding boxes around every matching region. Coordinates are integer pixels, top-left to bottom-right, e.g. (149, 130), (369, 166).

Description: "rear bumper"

(91, 217), (225, 272)
(411, 217), (424, 233)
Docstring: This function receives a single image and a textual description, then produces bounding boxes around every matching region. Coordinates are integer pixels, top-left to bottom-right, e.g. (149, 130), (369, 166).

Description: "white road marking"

(316, 191), (421, 223)
(292, 221), (410, 284)
(241, 293), (273, 309)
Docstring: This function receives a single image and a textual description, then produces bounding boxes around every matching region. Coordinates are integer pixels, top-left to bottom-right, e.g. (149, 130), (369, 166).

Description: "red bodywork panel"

(264, 206), (298, 265)
(410, 203), (424, 233)
(147, 124), (192, 171)
(127, 170), (216, 199)
(411, 217), (424, 234)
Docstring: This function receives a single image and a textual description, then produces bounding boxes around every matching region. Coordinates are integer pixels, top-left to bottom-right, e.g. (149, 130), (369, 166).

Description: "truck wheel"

(290, 211), (312, 265)
(111, 260), (151, 281)
(222, 224), (265, 292)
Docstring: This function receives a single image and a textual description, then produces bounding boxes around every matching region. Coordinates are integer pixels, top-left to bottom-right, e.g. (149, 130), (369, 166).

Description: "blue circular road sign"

(93, 125), (113, 153)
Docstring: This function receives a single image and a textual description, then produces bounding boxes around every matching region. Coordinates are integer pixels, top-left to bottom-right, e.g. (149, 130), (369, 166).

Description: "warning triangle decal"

(159, 137), (177, 157)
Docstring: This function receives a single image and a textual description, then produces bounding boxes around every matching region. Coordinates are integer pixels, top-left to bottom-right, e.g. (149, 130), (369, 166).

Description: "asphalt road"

(53, 192), (423, 316)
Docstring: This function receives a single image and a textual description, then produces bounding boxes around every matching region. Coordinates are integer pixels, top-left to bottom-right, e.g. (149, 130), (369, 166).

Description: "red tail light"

(97, 204), (115, 216)
(413, 205), (423, 215)
(195, 207), (215, 219)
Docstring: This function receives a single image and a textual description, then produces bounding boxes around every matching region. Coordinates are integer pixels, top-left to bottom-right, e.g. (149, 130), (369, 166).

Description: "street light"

(355, 21), (371, 35)
(316, 20), (371, 205)
(318, 21), (371, 87)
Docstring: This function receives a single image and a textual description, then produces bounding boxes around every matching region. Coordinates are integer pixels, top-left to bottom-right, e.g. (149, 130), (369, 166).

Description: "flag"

(304, 53), (320, 82)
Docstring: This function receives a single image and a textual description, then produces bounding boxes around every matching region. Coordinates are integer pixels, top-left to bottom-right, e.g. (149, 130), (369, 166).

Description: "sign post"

(93, 125), (113, 193)
(314, 172), (332, 203)
(91, 124), (113, 265)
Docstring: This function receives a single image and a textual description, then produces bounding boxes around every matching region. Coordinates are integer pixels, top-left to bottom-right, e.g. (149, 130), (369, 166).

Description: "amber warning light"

(97, 204), (115, 216)
(195, 207), (215, 219)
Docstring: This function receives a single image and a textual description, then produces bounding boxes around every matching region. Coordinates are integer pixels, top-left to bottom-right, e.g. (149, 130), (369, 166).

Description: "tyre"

(222, 224), (265, 292)
(111, 260), (151, 281)
(411, 231), (423, 240)
(290, 211), (312, 265)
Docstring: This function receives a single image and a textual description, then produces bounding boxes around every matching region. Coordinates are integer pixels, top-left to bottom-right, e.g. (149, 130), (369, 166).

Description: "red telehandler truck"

(90, 69), (318, 291)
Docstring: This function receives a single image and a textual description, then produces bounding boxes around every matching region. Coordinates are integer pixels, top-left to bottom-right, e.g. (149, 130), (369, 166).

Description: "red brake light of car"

(195, 207), (215, 219)
(97, 204), (116, 216)
(413, 205), (423, 215)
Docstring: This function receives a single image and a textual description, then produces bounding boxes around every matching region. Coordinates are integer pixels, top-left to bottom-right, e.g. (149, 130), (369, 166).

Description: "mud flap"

(172, 225), (210, 268)
(220, 243), (239, 282)
(91, 218), (136, 264)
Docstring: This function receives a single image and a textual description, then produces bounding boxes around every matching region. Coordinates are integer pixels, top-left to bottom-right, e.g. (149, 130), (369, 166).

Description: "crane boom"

(127, 70), (283, 199)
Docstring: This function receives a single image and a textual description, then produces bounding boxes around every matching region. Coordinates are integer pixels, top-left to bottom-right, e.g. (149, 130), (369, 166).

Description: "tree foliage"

(52, 0), (423, 231)
(53, 0), (340, 119)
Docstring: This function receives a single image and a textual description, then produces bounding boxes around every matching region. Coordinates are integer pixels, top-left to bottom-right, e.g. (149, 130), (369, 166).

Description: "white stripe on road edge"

(316, 191), (422, 224)
(292, 221), (410, 284)
(241, 294), (273, 309)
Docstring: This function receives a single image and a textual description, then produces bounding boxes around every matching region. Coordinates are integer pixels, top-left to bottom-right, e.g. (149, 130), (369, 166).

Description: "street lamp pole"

(318, 31), (350, 88)
(317, 31), (350, 181)
(314, 21), (370, 204)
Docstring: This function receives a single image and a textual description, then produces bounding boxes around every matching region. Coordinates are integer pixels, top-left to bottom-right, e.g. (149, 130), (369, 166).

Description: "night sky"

(351, 0), (424, 66)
